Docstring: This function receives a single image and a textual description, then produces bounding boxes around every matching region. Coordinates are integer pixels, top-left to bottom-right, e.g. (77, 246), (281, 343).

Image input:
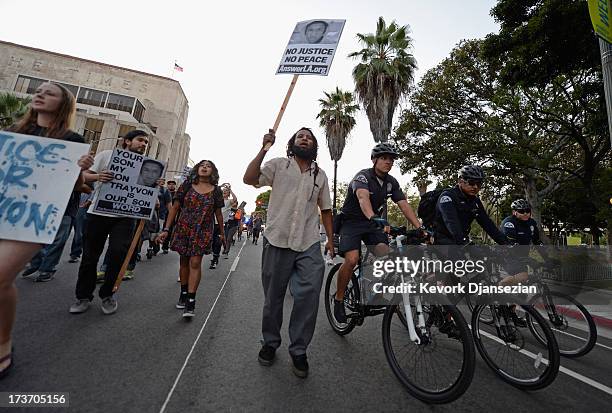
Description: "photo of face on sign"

(288, 19), (344, 45)
(137, 159), (164, 187)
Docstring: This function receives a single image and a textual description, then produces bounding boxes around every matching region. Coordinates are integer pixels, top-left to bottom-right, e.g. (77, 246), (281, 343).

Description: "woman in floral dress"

(157, 160), (225, 318)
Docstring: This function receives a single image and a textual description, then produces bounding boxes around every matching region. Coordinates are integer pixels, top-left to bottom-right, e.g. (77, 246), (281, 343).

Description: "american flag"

(174, 62), (184, 72)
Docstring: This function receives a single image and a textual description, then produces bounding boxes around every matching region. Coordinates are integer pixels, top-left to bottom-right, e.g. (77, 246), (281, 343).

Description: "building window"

(56, 82), (79, 99)
(133, 99), (145, 122)
(14, 75), (47, 94)
(118, 124), (136, 139)
(83, 118), (105, 153)
(77, 88), (107, 107)
(106, 93), (135, 113)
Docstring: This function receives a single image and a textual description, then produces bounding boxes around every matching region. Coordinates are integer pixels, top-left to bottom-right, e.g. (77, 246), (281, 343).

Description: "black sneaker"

(291, 354), (309, 378)
(21, 266), (38, 277)
(333, 298), (347, 323)
(258, 345), (276, 366)
(182, 299), (195, 318)
(34, 271), (54, 282)
(209, 259), (218, 269)
(176, 293), (187, 309)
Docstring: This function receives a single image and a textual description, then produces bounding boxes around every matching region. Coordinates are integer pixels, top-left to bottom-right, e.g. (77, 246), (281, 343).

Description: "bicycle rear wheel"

(527, 292), (597, 358)
(472, 304), (560, 390)
(324, 264), (359, 335)
(382, 304), (475, 404)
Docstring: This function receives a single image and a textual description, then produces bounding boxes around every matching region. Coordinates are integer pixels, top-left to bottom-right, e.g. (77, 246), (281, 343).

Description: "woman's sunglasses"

(516, 209), (531, 214)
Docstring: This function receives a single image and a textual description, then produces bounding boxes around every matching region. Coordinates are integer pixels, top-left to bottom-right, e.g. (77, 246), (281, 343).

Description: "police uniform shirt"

(501, 215), (541, 245)
(341, 168), (406, 220)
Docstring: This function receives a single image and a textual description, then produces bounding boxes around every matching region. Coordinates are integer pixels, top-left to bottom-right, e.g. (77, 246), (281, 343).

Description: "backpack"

(417, 187), (451, 230)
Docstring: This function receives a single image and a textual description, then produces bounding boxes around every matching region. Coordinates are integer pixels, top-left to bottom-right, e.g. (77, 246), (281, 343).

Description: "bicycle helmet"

(371, 142), (400, 159)
(511, 199), (531, 210)
(458, 165), (485, 180)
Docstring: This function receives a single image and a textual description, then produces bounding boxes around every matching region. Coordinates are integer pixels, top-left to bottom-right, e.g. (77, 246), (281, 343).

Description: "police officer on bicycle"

(434, 165), (507, 246)
(334, 143), (424, 323)
(499, 199), (542, 286)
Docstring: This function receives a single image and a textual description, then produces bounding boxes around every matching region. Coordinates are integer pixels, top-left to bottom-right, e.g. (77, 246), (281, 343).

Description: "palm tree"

(317, 87), (359, 214)
(0, 92), (30, 129)
(349, 17), (417, 142)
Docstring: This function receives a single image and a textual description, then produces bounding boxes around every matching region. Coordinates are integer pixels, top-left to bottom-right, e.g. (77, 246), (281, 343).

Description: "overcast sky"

(0, 0), (499, 212)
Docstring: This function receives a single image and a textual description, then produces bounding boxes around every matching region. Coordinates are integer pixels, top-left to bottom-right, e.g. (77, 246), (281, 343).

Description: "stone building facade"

(0, 40), (190, 179)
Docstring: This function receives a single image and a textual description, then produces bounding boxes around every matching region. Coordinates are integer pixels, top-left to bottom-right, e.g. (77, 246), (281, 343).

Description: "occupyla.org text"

(373, 257), (486, 278)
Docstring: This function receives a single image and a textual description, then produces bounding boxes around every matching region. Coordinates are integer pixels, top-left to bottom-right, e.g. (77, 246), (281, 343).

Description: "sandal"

(0, 348), (13, 380)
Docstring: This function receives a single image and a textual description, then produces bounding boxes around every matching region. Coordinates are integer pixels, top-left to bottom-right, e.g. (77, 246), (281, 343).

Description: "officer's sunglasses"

(516, 209), (531, 214)
(462, 178), (483, 188)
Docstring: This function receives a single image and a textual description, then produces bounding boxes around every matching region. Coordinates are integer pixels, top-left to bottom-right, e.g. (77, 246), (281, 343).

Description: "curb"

(592, 314), (612, 330)
(535, 303), (612, 329)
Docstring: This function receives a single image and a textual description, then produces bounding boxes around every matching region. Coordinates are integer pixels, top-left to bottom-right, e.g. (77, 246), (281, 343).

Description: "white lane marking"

(549, 328), (612, 351)
(230, 256), (240, 272)
(529, 320), (612, 351)
(478, 329), (612, 396)
(159, 239), (247, 413)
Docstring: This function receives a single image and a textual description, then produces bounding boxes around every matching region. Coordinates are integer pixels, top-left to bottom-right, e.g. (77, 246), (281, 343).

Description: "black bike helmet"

(458, 165), (485, 180)
(371, 142), (400, 159)
(511, 199), (531, 210)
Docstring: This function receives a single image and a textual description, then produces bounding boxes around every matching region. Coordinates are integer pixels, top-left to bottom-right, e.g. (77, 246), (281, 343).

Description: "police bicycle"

(519, 257), (598, 358)
(455, 247), (561, 389)
(324, 227), (475, 404)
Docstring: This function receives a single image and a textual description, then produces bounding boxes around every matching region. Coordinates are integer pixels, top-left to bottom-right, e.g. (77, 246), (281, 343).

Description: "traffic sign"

(588, 0), (612, 44)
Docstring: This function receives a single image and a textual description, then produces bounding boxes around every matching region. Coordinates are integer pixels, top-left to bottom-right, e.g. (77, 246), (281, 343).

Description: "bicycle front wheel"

(382, 304), (475, 404)
(527, 292), (597, 358)
(324, 264), (359, 335)
(472, 304), (560, 390)
(465, 293), (494, 325)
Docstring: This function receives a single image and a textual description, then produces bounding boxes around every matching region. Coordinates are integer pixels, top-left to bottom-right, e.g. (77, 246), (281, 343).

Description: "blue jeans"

(29, 215), (73, 273)
(69, 207), (88, 258)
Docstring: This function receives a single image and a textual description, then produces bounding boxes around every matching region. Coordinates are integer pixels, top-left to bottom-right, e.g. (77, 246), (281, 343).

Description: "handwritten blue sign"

(0, 131), (88, 243)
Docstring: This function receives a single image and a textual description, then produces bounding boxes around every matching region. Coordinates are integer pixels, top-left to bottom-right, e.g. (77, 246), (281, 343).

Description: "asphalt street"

(1, 234), (612, 412)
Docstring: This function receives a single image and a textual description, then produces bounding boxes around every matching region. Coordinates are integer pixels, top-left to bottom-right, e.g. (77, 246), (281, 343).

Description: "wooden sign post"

(264, 74), (299, 151)
(113, 219), (146, 292)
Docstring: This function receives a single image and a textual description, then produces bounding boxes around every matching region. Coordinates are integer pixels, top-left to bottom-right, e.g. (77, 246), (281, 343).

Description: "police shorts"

(339, 220), (388, 255)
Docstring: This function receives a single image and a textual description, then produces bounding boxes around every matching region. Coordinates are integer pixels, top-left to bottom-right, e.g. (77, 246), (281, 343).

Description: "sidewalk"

(546, 279), (612, 330)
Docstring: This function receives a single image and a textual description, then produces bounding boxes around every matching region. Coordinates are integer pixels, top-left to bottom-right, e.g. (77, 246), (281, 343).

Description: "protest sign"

(92, 148), (166, 219)
(0, 131), (88, 244)
(276, 19), (345, 76)
(181, 165), (191, 179)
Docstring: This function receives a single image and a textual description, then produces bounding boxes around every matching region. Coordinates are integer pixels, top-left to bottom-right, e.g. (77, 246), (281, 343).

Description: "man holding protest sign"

(1, 82), (92, 379)
(70, 129), (157, 315)
(243, 128), (334, 378)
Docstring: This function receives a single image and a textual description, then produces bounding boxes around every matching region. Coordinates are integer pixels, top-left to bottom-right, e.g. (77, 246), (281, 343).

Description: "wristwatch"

(162, 228), (170, 233)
